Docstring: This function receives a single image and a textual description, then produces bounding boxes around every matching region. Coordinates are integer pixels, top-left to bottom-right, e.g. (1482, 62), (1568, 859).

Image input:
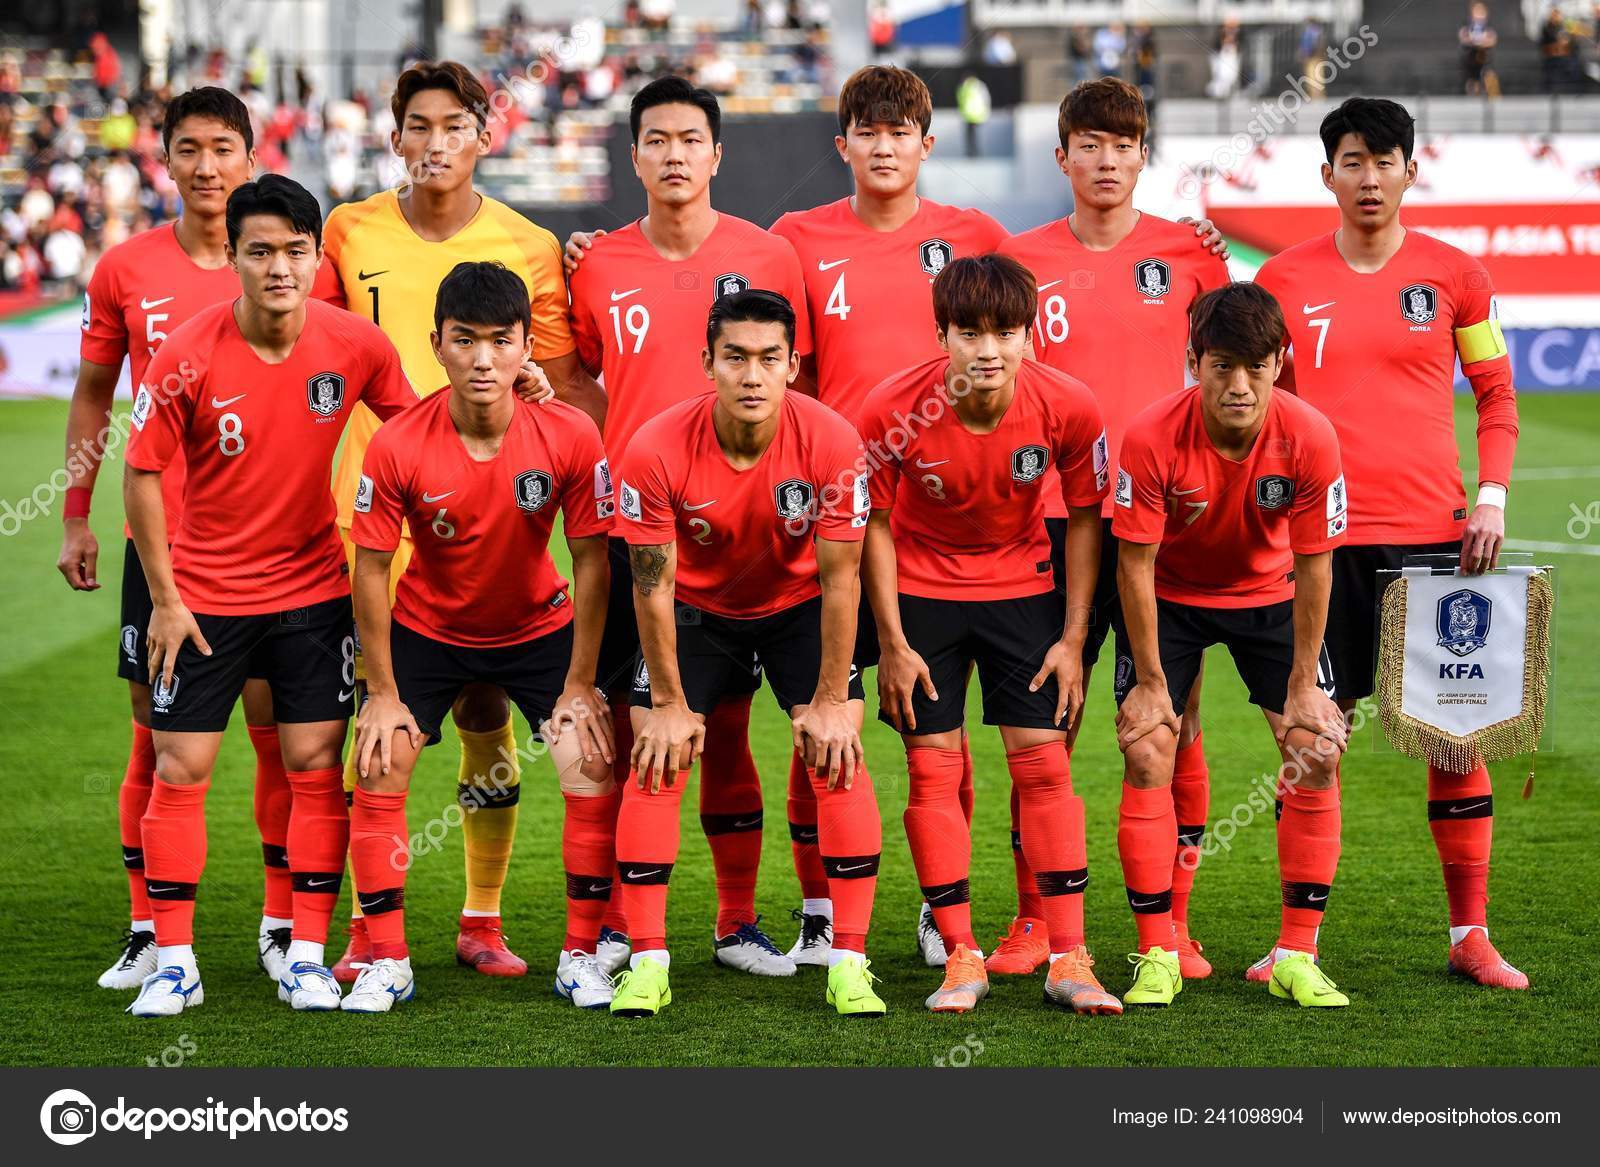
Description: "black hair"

(162, 86), (253, 155)
(706, 288), (796, 352)
(224, 174), (322, 250)
(629, 75), (721, 144)
(1188, 282), (1286, 362)
(433, 260), (531, 337)
(1319, 97), (1415, 164)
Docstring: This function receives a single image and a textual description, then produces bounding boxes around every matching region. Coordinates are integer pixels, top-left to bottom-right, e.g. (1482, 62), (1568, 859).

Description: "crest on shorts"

(514, 469), (554, 513)
(774, 478), (815, 520)
(1255, 475), (1295, 510)
(1011, 445), (1049, 484)
(633, 657), (650, 691)
(1134, 259), (1171, 299)
(919, 238), (952, 276)
(1436, 588), (1492, 657)
(307, 371), (345, 417)
(714, 272), (749, 299)
(1400, 284), (1438, 325)
(121, 625), (139, 664)
(152, 673), (180, 711)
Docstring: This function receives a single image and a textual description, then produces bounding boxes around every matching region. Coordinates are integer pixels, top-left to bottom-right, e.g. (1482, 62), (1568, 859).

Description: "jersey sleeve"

(1288, 411), (1348, 554)
(972, 210), (1010, 251)
(774, 236), (813, 357)
(528, 228), (577, 362)
(566, 264), (604, 375)
(359, 328), (418, 421)
(1452, 256), (1518, 489)
(1109, 420), (1168, 545)
(311, 216), (348, 308)
(1196, 247), (1231, 294)
(79, 254), (128, 367)
(1054, 389), (1110, 509)
(350, 429), (406, 553)
(124, 338), (196, 472)
(616, 442), (679, 546)
(855, 397), (902, 510)
(558, 408), (616, 539)
(813, 417), (868, 542)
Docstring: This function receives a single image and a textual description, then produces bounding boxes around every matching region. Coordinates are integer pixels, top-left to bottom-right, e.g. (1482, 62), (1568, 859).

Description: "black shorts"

(392, 618), (573, 744)
(855, 591), (880, 671)
(630, 595), (866, 716)
(885, 591), (1067, 735)
(1326, 540), (1459, 701)
(118, 539), (154, 681)
(1111, 597), (1333, 716)
(1047, 516), (1125, 669)
(149, 595), (355, 732)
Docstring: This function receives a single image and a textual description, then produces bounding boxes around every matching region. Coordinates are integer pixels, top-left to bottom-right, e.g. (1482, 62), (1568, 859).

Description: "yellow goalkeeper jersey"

(314, 189), (574, 528)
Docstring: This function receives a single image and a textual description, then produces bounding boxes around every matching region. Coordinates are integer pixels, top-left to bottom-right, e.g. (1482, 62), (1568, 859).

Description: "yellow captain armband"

(1455, 316), (1508, 365)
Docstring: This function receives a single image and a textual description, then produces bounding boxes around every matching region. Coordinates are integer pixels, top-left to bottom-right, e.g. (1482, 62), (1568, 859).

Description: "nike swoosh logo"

(732, 818), (761, 829)
(610, 288), (642, 301)
(1037, 280), (1063, 292)
(1171, 486), (1203, 495)
(123, 850), (140, 863)
(147, 885), (179, 894)
(682, 500), (717, 511)
(1303, 301), (1336, 314)
(589, 882), (611, 894)
(836, 862), (872, 873)
(560, 978), (581, 993)
(1307, 893), (1327, 902)
(307, 878), (336, 888)
(1130, 897), (1162, 908)
(1449, 801), (1490, 814)
(626, 868), (661, 880)
(357, 896), (387, 911)
(339, 689), (354, 703)
(422, 491), (454, 503)
(211, 393), (246, 408)
(140, 296), (174, 310)
(818, 258), (850, 271)
(927, 888), (962, 903)
(358, 269), (389, 281)
(1063, 876), (1087, 890)
(914, 457), (949, 469)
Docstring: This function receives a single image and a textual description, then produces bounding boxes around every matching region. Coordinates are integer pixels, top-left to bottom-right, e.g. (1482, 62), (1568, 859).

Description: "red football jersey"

(857, 357), (1108, 601)
(999, 213), (1230, 518)
(770, 197), (1008, 422)
(616, 390), (866, 620)
(80, 222), (241, 532)
(568, 214), (813, 466)
(125, 299), (415, 615)
(1255, 230), (1517, 545)
(353, 391), (613, 648)
(1113, 387), (1346, 608)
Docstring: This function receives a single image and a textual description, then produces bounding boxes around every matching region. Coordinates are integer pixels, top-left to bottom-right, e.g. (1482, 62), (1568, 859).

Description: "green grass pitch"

(0, 395), (1596, 1067)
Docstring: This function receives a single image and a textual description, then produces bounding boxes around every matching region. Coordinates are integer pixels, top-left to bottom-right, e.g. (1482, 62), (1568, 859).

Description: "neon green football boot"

(1268, 951), (1348, 1007)
(826, 953), (887, 1017)
(1124, 946), (1183, 1007)
(609, 956), (671, 1017)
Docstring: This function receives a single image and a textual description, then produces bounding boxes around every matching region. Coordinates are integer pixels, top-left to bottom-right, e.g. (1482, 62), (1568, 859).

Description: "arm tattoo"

(629, 543), (669, 596)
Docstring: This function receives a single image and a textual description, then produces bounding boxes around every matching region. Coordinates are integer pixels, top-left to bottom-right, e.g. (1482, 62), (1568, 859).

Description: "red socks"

(1007, 784), (1046, 921)
(814, 758), (881, 954)
(787, 748), (829, 899)
(286, 766), (349, 947)
(699, 697), (763, 936)
(349, 788), (409, 959)
(1118, 781), (1177, 953)
(1007, 742), (1086, 952)
(140, 778), (209, 946)
(120, 720), (157, 920)
(248, 724), (293, 921)
(1170, 733), (1210, 932)
(958, 735), (975, 825)
(1427, 761), (1493, 930)
(600, 704), (634, 936)
(615, 770), (687, 952)
(562, 786), (621, 952)
(1277, 774), (1342, 954)
(903, 746), (976, 952)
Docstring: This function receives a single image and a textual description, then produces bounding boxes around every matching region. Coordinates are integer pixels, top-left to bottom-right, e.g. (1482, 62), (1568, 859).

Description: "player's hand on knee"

(878, 641), (936, 733)
(793, 699), (861, 790)
(562, 229), (605, 274)
(1116, 678), (1179, 751)
(1278, 684), (1348, 755)
(631, 702), (703, 792)
(548, 681), (615, 765)
(57, 520), (99, 590)
(356, 691), (421, 778)
(1031, 638), (1084, 728)
(513, 359), (555, 405)
(146, 601), (210, 690)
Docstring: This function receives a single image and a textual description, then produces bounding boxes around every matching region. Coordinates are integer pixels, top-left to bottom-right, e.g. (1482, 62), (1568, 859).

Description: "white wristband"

(1477, 483), (1507, 510)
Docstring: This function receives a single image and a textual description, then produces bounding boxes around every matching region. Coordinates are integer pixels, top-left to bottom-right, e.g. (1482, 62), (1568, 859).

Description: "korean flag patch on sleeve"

(1326, 473), (1347, 537)
(594, 458), (616, 519)
(1115, 468), (1133, 508)
(354, 474), (374, 514)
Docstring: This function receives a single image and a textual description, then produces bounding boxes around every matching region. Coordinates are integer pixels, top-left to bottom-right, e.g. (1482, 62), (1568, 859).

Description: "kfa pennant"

(1377, 566), (1553, 775)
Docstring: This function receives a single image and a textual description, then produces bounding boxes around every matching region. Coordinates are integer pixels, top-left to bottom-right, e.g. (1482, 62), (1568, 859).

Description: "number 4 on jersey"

(825, 272), (851, 321)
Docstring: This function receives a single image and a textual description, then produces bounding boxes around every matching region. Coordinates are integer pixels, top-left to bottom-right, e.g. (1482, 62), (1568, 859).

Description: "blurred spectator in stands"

(1067, 27), (1092, 86)
(957, 73), (991, 157)
(1132, 23), (1157, 98)
(1460, 3), (1499, 97)
(586, 57), (619, 104)
(806, 1), (832, 30)
(1094, 22), (1126, 77)
(984, 31), (1018, 67)
(639, 0), (674, 35)
(101, 152), (141, 221)
(1584, 4), (1600, 86)
(697, 45), (738, 95)
(1206, 18), (1242, 99)
(19, 177), (54, 233)
(785, 0), (806, 29)
(870, 3), (897, 59)
(90, 33), (121, 102)
(623, 0), (642, 28)
(1541, 6), (1576, 92)
(44, 218), (86, 290)
(100, 98), (136, 151)
(1299, 17), (1326, 98)
(745, 0), (764, 37)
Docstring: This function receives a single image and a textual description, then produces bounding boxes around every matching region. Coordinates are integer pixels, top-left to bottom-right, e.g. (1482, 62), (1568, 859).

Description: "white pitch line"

(1510, 467), (1600, 481)
(1504, 538), (1600, 557)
